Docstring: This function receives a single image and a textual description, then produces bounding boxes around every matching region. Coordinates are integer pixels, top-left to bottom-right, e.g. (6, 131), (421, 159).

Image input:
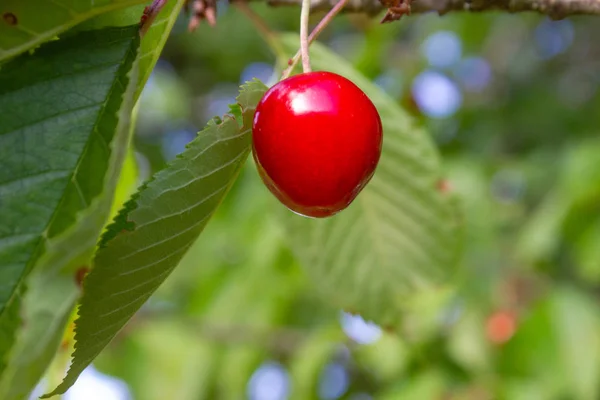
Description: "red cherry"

(252, 71), (383, 218)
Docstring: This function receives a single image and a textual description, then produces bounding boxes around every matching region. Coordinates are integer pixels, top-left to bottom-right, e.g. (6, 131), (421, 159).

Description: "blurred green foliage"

(53, 6), (600, 400)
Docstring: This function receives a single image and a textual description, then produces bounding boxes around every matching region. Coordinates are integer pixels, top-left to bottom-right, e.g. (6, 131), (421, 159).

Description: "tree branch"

(265, 0), (600, 20)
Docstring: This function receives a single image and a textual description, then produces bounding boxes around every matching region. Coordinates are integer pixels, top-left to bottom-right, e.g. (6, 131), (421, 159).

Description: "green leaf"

(215, 346), (264, 400)
(0, 288), (20, 377)
(447, 309), (491, 373)
(500, 287), (600, 400)
(74, 0), (188, 99)
(0, 0), (147, 63)
(517, 138), (600, 272)
(353, 332), (409, 384)
(206, 221), (294, 399)
(1, 3), (182, 386)
(0, 269), (80, 400)
(288, 326), (344, 400)
(0, 25), (140, 389)
(278, 35), (462, 326)
(44, 79), (268, 397)
(126, 320), (219, 400)
(135, 0), (186, 99)
(1, 86), (141, 400)
(379, 369), (447, 400)
(551, 287), (600, 400)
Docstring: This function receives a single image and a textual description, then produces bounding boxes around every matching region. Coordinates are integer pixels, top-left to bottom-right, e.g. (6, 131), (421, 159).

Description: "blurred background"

(47, 7), (600, 400)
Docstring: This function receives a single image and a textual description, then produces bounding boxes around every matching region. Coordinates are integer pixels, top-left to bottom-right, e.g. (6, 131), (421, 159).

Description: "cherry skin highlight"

(252, 71), (383, 218)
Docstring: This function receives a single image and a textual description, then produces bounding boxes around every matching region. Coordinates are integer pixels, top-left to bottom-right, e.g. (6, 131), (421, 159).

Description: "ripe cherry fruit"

(252, 71), (383, 218)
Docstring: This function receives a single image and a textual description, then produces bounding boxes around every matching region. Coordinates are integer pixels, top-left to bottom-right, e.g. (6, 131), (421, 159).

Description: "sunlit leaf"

(278, 35), (462, 327)
(44, 79), (268, 397)
(76, 0), (188, 99)
(0, 26), (139, 392)
(0, 0), (147, 62)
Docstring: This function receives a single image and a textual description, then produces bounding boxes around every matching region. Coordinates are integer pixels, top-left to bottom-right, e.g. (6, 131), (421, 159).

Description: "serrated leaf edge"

(43, 79), (267, 398)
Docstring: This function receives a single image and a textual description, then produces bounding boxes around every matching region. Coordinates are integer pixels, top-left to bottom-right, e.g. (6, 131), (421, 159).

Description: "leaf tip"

(237, 78), (268, 111)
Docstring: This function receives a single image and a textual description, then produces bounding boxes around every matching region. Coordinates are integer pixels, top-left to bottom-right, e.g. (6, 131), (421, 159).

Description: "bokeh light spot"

(412, 71), (462, 118)
(247, 362), (290, 400)
(204, 83), (239, 120)
(486, 310), (518, 344)
(318, 363), (350, 400)
(241, 62), (275, 85)
(421, 31), (462, 69)
(340, 312), (382, 344)
(454, 57), (493, 92)
(161, 128), (196, 161)
(534, 19), (574, 59)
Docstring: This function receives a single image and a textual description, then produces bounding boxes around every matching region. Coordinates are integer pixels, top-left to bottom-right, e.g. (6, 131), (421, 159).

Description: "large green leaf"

(44, 79), (268, 397)
(0, 0), (148, 63)
(0, 1), (185, 392)
(0, 113), (142, 400)
(0, 25), (140, 388)
(279, 35), (462, 327)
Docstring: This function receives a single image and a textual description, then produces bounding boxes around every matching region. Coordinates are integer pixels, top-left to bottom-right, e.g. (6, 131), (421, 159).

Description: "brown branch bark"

(265, 0), (600, 20)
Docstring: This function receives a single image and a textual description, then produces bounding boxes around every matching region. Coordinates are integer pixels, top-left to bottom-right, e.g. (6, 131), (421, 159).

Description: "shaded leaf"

(0, 0), (146, 62)
(0, 25), (140, 387)
(0, 288), (20, 377)
(278, 35), (462, 326)
(44, 79), (268, 397)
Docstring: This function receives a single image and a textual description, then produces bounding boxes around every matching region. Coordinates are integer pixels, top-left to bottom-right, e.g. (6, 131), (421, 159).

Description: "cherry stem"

(299, 0), (312, 73)
(281, 0), (350, 79)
